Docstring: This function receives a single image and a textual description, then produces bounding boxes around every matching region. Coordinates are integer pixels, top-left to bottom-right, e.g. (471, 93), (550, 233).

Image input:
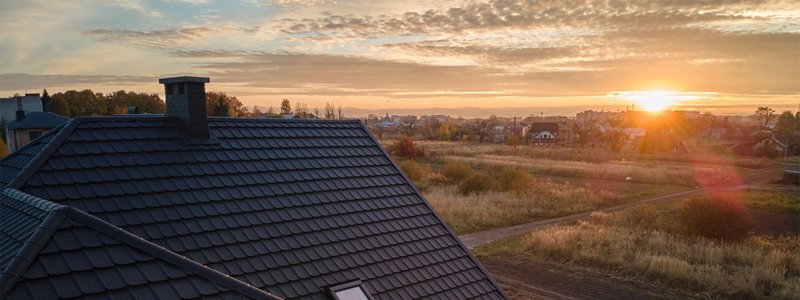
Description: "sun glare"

(613, 89), (695, 112)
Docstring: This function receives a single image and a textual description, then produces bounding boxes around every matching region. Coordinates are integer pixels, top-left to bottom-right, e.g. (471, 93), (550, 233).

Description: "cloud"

(84, 25), (259, 50)
(0, 73), (153, 91)
(84, 27), (210, 49)
(110, 0), (163, 18)
(276, 0), (780, 37)
(267, 0), (338, 6)
(383, 42), (581, 65)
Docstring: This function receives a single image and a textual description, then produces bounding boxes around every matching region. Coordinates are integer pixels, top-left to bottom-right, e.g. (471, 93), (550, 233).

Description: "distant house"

(710, 127), (728, 139)
(0, 93), (42, 126)
(493, 125), (506, 143)
(531, 122), (559, 145)
(377, 113), (396, 128)
(0, 76), (507, 299)
(4, 111), (68, 152)
(756, 136), (788, 155)
(511, 125), (529, 139)
(621, 128), (646, 139)
(575, 110), (622, 125)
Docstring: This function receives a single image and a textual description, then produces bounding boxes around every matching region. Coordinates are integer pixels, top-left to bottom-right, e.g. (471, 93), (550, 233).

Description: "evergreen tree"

(41, 89), (50, 109)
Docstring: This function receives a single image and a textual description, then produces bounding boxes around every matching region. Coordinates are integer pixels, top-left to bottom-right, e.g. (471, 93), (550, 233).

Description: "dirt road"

(478, 255), (704, 300)
(459, 169), (780, 249)
(460, 169), (782, 300)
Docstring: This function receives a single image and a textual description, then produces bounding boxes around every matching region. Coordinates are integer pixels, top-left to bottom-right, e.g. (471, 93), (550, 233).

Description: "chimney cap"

(158, 76), (210, 84)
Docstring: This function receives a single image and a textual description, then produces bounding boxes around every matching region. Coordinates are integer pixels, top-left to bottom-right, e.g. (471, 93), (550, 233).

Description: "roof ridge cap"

(65, 206), (283, 300)
(2, 188), (63, 213)
(6, 119), (82, 189)
(0, 189), (68, 296)
(356, 121), (511, 300)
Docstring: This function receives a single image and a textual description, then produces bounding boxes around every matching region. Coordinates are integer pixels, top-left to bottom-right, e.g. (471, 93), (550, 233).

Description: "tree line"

(43, 89), (251, 117)
(40, 89), (345, 120)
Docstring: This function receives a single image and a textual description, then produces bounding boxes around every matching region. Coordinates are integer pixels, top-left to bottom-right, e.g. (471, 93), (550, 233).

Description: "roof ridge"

(355, 121), (511, 300)
(2, 188), (63, 213)
(65, 203), (283, 300)
(6, 119), (81, 189)
(0, 189), (68, 295)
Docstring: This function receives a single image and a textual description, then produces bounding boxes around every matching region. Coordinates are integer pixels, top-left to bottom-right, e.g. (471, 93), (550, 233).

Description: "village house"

(530, 122), (559, 145)
(0, 93), (43, 126)
(4, 111), (68, 152)
(0, 76), (507, 299)
(621, 127), (647, 139)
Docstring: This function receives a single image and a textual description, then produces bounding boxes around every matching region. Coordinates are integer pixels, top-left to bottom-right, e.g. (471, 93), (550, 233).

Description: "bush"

(457, 173), (497, 195)
(390, 135), (419, 160)
(441, 161), (473, 183)
(679, 196), (753, 241)
(397, 160), (425, 182)
(497, 167), (535, 194)
(613, 204), (663, 230)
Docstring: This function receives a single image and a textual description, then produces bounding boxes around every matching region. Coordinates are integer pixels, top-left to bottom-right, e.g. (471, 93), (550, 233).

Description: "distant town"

(1, 90), (798, 160)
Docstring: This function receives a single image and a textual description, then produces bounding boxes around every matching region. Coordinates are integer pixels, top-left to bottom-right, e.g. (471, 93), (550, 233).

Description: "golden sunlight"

(613, 90), (699, 112)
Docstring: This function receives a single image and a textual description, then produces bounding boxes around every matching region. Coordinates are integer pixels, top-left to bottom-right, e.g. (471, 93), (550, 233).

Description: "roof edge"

(355, 121), (511, 299)
(65, 205), (283, 300)
(7, 119), (82, 189)
(0, 189), (68, 296)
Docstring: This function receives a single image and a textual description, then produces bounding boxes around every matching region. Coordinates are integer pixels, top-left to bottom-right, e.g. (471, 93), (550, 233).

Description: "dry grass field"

(475, 191), (800, 299)
(423, 181), (679, 234)
(385, 139), (774, 233)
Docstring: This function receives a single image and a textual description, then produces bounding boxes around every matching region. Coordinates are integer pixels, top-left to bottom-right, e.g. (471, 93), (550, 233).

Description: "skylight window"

(327, 280), (373, 300)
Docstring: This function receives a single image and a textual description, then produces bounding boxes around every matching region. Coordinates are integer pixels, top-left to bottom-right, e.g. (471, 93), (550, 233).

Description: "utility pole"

(512, 116), (516, 138)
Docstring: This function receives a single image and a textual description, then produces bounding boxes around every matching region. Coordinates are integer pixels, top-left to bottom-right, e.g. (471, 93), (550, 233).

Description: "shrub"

(613, 204), (663, 230)
(497, 167), (535, 194)
(395, 135), (418, 160)
(457, 173), (497, 195)
(441, 161), (473, 183)
(679, 196), (753, 241)
(397, 160), (425, 182)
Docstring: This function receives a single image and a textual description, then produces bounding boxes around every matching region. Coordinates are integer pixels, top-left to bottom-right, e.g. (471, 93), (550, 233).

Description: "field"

(475, 190), (800, 299)
(385, 139), (774, 234)
(383, 138), (795, 298)
(424, 180), (681, 234)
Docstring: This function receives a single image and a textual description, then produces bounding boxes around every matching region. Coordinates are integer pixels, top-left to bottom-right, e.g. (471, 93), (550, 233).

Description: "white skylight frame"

(326, 280), (374, 300)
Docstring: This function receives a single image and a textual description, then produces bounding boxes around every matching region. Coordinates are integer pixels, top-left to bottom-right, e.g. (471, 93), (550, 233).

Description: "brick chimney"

(159, 76), (210, 139)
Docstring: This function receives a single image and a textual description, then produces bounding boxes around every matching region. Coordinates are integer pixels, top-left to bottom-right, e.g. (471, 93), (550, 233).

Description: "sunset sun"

(614, 89), (696, 112)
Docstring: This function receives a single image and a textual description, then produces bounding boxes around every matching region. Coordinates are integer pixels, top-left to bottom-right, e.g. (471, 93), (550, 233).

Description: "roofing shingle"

(0, 188), (280, 300)
(5, 111), (68, 130)
(0, 116), (507, 299)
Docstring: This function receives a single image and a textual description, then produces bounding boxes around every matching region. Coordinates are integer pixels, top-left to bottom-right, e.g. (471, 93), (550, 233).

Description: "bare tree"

(755, 106), (775, 128)
(323, 103), (335, 119)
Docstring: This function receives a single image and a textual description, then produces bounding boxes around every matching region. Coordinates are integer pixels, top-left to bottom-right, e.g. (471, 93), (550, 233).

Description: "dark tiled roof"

(531, 122), (559, 134)
(6, 111), (68, 130)
(0, 188), (280, 299)
(0, 116), (506, 299)
(0, 125), (63, 186)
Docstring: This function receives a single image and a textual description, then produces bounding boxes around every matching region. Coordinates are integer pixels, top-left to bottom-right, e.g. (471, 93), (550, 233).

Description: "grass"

(446, 154), (740, 187)
(745, 190), (800, 213)
(422, 179), (681, 234)
(476, 203), (800, 298)
(414, 140), (771, 169)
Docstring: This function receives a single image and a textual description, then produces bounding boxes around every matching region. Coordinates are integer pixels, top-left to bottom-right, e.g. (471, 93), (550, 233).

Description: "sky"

(0, 0), (798, 117)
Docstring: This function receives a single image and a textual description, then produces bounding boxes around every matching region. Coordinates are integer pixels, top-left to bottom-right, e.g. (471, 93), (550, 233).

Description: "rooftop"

(0, 115), (506, 299)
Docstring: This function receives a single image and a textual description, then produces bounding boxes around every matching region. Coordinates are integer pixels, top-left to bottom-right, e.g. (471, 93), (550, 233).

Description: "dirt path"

(478, 255), (703, 300)
(460, 169), (780, 249)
